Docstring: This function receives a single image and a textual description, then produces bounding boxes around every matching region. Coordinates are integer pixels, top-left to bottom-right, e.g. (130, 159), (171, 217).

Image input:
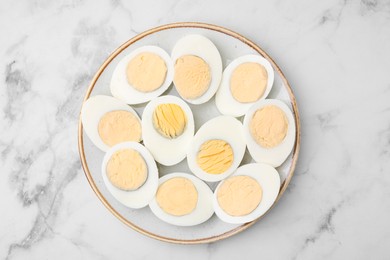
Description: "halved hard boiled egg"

(213, 163), (280, 224)
(110, 46), (174, 104)
(187, 116), (246, 182)
(215, 55), (274, 117)
(81, 95), (142, 151)
(142, 95), (194, 166)
(171, 35), (222, 104)
(149, 172), (214, 226)
(101, 142), (159, 208)
(243, 99), (296, 167)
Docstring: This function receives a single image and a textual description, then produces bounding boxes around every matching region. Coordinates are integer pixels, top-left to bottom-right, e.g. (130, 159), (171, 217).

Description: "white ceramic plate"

(78, 22), (300, 244)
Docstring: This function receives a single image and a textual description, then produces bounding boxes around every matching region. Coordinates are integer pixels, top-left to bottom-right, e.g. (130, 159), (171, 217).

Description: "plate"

(78, 22), (300, 244)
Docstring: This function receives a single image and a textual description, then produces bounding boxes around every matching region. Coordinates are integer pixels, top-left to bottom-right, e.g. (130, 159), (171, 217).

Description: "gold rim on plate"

(78, 22), (301, 244)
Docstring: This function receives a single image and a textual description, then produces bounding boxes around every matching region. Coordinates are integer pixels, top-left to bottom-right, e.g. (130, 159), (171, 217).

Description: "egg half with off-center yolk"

(171, 35), (222, 104)
(110, 46), (174, 105)
(81, 95), (142, 152)
(243, 99), (296, 167)
(213, 163), (280, 224)
(187, 116), (246, 182)
(101, 142), (159, 208)
(142, 95), (194, 166)
(149, 172), (214, 226)
(215, 55), (274, 117)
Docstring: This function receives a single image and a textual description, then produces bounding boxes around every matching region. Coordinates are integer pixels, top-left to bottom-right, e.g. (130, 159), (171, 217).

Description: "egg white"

(243, 99), (296, 167)
(187, 116), (246, 182)
(110, 46), (174, 105)
(213, 163), (280, 224)
(81, 95), (141, 152)
(101, 142), (159, 209)
(142, 95), (194, 166)
(171, 34), (222, 104)
(149, 172), (214, 226)
(215, 55), (274, 117)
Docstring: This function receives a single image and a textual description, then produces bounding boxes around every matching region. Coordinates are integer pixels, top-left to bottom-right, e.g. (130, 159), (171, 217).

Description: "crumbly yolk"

(127, 52), (167, 92)
(152, 103), (187, 139)
(106, 149), (147, 191)
(250, 105), (288, 148)
(156, 177), (198, 216)
(98, 110), (141, 147)
(217, 175), (262, 216)
(230, 62), (268, 103)
(197, 139), (233, 174)
(174, 55), (211, 99)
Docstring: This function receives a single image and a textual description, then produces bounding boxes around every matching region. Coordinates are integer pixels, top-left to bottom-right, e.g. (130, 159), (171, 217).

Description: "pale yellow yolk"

(230, 62), (268, 103)
(106, 149), (147, 191)
(98, 110), (141, 147)
(156, 177), (198, 216)
(152, 103), (187, 139)
(250, 105), (288, 148)
(217, 175), (262, 216)
(126, 52), (167, 92)
(174, 55), (211, 99)
(197, 139), (233, 174)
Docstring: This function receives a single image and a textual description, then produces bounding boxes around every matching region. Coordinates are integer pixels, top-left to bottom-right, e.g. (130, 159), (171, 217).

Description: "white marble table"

(1, 0), (390, 259)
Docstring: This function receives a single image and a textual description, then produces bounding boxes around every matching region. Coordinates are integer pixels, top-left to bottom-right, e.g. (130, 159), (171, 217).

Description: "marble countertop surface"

(1, 0), (390, 259)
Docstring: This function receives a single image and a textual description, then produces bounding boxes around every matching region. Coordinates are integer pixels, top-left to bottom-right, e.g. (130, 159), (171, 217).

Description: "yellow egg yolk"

(217, 175), (262, 216)
(250, 105), (288, 148)
(98, 110), (141, 147)
(156, 177), (198, 216)
(152, 103), (187, 139)
(126, 52), (167, 92)
(106, 149), (147, 191)
(174, 55), (211, 99)
(197, 139), (233, 174)
(230, 62), (268, 103)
